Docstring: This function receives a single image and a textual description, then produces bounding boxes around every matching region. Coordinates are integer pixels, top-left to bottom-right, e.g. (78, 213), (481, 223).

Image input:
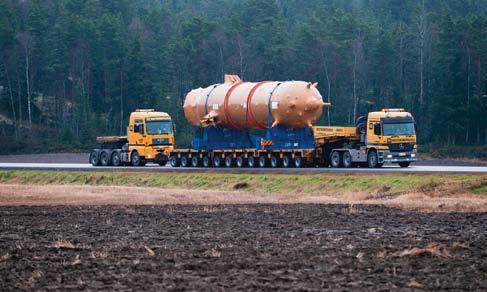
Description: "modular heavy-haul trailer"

(169, 74), (417, 168)
(90, 75), (417, 168)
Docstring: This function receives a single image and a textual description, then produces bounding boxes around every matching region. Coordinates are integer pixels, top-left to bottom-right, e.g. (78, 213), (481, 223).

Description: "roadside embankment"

(0, 171), (486, 212)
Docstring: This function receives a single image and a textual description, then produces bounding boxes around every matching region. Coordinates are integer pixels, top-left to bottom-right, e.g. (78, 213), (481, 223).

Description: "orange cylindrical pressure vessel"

(183, 75), (328, 130)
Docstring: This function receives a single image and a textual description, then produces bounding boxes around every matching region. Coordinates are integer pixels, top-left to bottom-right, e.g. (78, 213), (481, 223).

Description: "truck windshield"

(382, 123), (415, 136)
(146, 120), (172, 135)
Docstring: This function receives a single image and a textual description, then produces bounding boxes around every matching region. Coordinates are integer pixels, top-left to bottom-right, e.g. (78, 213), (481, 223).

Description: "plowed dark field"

(0, 205), (486, 291)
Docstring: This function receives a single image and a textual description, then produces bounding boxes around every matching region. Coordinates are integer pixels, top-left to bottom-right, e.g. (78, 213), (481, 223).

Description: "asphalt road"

(0, 162), (487, 173)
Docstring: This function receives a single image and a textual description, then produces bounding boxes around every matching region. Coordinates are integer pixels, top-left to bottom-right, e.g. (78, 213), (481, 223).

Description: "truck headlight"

(411, 153), (416, 158)
(386, 154), (393, 159)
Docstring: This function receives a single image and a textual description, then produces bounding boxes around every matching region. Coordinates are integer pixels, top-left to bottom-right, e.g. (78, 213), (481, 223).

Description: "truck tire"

(213, 156), (222, 168)
(191, 156), (200, 167)
(248, 156), (256, 168)
(330, 151), (342, 168)
(225, 156), (234, 167)
(100, 151), (111, 166)
(367, 150), (379, 168)
(270, 156), (280, 168)
(342, 151), (353, 168)
(180, 155), (189, 167)
(399, 162), (410, 168)
(111, 152), (121, 167)
(258, 156), (267, 168)
(90, 151), (100, 166)
(282, 156), (293, 168)
(169, 155), (180, 167)
(236, 156), (246, 168)
(131, 151), (143, 167)
(202, 156), (211, 168)
(294, 156), (303, 168)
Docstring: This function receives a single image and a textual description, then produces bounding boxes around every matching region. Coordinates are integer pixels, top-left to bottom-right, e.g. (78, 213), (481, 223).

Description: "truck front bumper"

(378, 150), (417, 164)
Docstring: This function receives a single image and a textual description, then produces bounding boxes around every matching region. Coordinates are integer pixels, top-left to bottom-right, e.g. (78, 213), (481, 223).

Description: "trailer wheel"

(399, 162), (410, 168)
(367, 150), (379, 168)
(248, 156), (256, 168)
(180, 155), (189, 167)
(100, 151), (112, 166)
(111, 152), (121, 167)
(131, 151), (144, 167)
(330, 151), (342, 168)
(225, 156), (234, 167)
(258, 156), (267, 168)
(90, 151), (100, 166)
(202, 156), (211, 168)
(342, 151), (353, 168)
(282, 156), (293, 168)
(213, 156), (222, 168)
(236, 156), (246, 168)
(270, 156), (280, 168)
(169, 155), (180, 167)
(294, 156), (303, 168)
(191, 156), (200, 167)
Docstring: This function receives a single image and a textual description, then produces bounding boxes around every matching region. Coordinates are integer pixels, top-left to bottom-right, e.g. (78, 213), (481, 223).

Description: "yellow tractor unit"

(313, 108), (417, 168)
(89, 109), (174, 166)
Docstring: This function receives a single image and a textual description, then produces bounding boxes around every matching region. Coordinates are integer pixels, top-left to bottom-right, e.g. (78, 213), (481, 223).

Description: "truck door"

(132, 119), (146, 146)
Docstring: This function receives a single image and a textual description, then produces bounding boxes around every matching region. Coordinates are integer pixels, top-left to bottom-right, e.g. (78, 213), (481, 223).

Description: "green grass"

(0, 170), (485, 197)
(471, 182), (487, 195)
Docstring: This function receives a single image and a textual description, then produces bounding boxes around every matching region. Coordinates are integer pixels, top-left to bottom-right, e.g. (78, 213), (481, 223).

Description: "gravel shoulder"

(0, 184), (486, 212)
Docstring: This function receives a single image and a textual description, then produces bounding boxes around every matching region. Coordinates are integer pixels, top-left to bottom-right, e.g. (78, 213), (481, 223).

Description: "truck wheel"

(90, 151), (100, 166)
(100, 151), (111, 166)
(131, 151), (143, 167)
(282, 156), (293, 168)
(180, 155), (189, 167)
(248, 156), (256, 168)
(202, 156), (211, 168)
(258, 156), (267, 168)
(225, 156), (234, 167)
(270, 156), (280, 168)
(169, 156), (180, 167)
(157, 160), (167, 166)
(191, 156), (200, 167)
(330, 151), (342, 168)
(367, 151), (379, 168)
(399, 162), (410, 168)
(213, 156), (222, 168)
(294, 156), (303, 168)
(111, 152), (121, 167)
(342, 151), (353, 168)
(236, 156), (246, 168)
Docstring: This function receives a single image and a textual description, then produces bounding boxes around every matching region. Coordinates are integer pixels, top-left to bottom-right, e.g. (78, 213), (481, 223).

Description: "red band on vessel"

(223, 81), (245, 130)
(246, 81), (272, 130)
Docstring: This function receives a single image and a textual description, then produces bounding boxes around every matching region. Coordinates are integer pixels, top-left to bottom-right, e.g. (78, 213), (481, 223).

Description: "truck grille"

(152, 138), (170, 145)
(388, 143), (414, 152)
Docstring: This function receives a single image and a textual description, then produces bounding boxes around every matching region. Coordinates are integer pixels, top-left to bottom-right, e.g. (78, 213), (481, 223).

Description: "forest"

(0, 0), (486, 153)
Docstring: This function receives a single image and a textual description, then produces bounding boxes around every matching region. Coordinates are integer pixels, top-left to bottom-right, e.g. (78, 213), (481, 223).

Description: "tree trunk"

(321, 49), (331, 126)
(3, 63), (18, 140)
(25, 53), (32, 125)
(16, 67), (22, 130)
(120, 62), (124, 135)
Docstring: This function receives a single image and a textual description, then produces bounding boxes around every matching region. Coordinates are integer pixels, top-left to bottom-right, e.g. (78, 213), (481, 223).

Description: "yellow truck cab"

(90, 109), (174, 167)
(313, 108), (417, 168)
(365, 109), (417, 167)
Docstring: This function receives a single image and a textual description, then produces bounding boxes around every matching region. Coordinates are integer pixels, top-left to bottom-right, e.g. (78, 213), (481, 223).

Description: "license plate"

(399, 152), (406, 156)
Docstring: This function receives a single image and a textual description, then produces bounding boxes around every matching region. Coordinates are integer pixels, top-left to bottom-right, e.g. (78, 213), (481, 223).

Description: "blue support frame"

(191, 127), (257, 150)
